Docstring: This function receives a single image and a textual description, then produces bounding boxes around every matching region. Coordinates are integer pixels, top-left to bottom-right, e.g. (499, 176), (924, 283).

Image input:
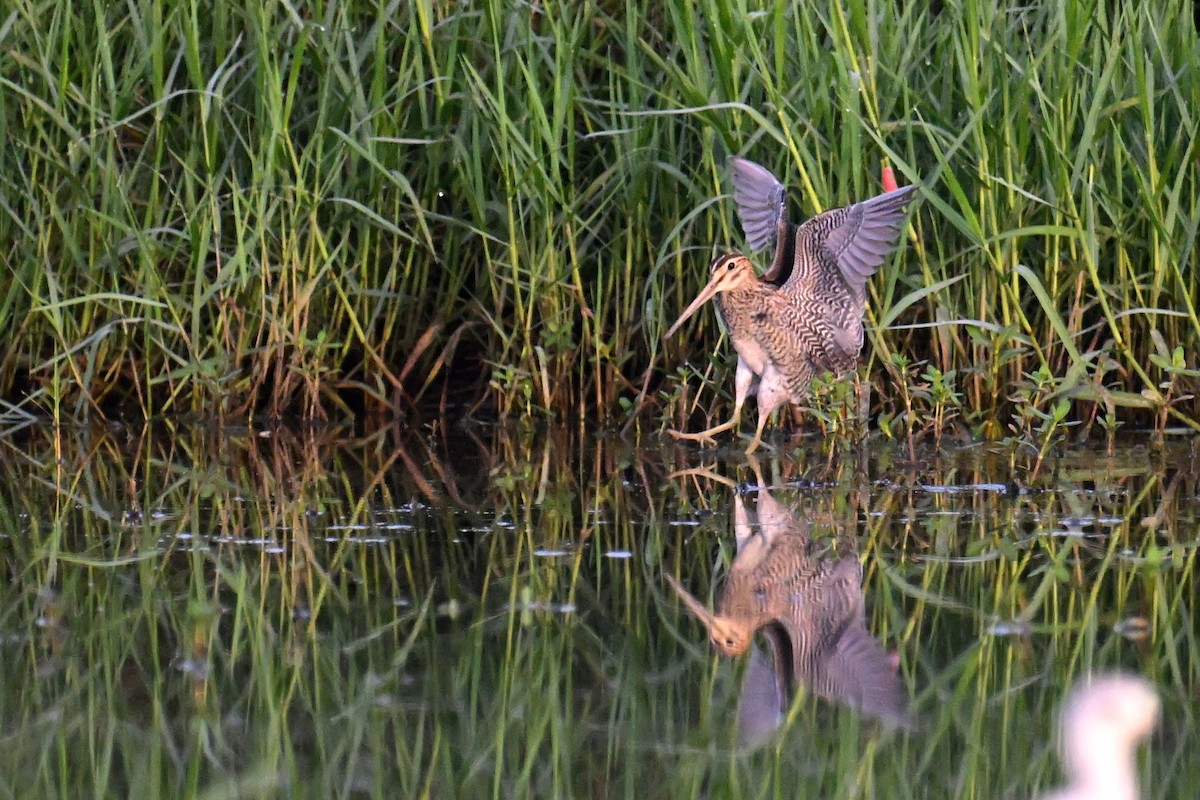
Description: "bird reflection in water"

(665, 480), (910, 748)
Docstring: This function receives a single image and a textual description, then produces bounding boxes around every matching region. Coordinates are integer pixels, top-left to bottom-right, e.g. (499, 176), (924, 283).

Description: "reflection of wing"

(728, 157), (795, 285)
(736, 629), (789, 750)
(818, 623), (911, 726)
(782, 185), (918, 311)
(691, 487), (913, 748)
(783, 558), (913, 727)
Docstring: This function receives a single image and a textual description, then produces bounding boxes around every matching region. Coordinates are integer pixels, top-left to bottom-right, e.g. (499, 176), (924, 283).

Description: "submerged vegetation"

(1, 0), (1199, 436)
(0, 425), (1197, 797)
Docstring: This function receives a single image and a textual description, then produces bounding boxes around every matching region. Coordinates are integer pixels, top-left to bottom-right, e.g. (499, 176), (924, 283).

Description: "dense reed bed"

(0, 425), (1196, 797)
(2, 0), (1198, 434)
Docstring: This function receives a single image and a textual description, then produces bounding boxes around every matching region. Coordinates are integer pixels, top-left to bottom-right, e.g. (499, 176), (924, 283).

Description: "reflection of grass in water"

(0, 427), (1195, 798)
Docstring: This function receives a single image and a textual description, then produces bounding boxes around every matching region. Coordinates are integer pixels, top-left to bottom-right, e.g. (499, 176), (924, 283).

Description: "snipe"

(664, 487), (909, 739)
(666, 158), (918, 452)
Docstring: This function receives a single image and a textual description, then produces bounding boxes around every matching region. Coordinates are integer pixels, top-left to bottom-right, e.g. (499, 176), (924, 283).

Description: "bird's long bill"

(664, 574), (717, 630)
(663, 277), (722, 339)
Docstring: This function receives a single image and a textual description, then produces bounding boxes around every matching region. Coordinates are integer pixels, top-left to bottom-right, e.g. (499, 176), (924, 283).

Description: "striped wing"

(819, 622), (911, 725)
(793, 557), (910, 725)
(728, 157), (791, 283)
(782, 184), (918, 310)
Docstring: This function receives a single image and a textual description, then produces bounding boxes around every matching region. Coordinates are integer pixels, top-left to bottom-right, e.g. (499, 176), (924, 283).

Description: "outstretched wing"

(782, 184), (918, 310)
(729, 157), (792, 283)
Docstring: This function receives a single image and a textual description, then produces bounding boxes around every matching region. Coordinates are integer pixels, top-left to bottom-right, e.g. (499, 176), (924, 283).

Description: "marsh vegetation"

(1, 0), (1198, 438)
(2, 2), (1199, 796)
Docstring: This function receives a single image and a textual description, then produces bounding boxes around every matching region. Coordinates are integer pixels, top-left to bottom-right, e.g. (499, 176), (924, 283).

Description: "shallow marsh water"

(0, 424), (1197, 799)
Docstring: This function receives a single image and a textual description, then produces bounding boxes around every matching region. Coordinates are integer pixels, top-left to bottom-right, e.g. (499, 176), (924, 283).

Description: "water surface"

(0, 425), (1196, 798)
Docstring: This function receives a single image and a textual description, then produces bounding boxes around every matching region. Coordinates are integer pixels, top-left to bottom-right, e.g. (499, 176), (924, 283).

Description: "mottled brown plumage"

(666, 158), (918, 452)
(664, 489), (910, 739)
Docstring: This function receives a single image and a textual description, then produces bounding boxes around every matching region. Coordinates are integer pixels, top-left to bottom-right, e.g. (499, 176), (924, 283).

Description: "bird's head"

(664, 573), (752, 657)
(664, 254), (758, 338)
(707, 617), (752, 656)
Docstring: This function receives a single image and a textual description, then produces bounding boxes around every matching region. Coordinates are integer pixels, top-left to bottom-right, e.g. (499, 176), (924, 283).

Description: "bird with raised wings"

(666, 157), (918, 452)
(664, 488), (910, 738)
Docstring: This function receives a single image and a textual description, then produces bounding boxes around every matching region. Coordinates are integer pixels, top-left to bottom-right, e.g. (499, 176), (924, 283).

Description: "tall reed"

(1, 0), (1197, 433)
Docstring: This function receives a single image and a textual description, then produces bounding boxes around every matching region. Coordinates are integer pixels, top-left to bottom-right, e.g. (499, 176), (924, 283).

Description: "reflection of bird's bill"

(664, 277), (723, 339)
(663, 573), (717, 629)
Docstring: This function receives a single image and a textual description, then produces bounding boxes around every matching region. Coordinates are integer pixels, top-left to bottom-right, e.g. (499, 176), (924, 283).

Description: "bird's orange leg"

(669, 411), (741, 444)
(669, 358), (755, 445)
(744, 409), (770, 454)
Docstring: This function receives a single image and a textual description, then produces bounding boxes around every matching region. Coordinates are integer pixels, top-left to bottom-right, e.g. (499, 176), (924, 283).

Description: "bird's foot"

(667, 420), (737, 446)
(667, 428), (719, 446)
(667, 465), (736, 487)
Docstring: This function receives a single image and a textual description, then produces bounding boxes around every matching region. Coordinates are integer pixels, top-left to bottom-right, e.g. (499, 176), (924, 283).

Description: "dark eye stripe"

(710, 254), (741, 274)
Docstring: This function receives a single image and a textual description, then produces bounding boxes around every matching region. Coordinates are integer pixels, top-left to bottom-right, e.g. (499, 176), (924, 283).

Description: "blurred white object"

(1040, 674), (1159, 800)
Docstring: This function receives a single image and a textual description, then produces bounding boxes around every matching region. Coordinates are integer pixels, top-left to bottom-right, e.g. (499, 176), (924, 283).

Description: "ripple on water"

(988, 619), (1034, 636)
(323, 535), (391, 544)
(1113, 616), (1151, 641)
(2, 425), (1194, 799)
(920, 483), (1011, 494)
(512, 600), (576, 615)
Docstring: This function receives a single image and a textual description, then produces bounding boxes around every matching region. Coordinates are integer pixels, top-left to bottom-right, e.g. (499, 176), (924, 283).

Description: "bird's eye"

(725, 638), (734, 646)
(726, 261), (734, 270)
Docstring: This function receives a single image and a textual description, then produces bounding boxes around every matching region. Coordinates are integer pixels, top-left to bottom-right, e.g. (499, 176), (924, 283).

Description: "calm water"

(0, 424), (1196, 798)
